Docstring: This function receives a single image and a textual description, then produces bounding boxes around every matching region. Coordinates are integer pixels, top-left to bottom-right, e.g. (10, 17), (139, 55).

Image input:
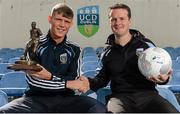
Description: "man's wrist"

(66, 80), (78, 90)
(66, 80), (72, 89)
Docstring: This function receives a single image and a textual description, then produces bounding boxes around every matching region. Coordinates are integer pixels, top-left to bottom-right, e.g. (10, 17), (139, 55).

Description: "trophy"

(7, 22), (43, 72)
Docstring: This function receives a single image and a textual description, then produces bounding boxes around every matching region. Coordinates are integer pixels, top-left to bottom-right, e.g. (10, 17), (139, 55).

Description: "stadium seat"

(156, 86), (180, 111)
(169, 70), (180, 85)
(81, 61), (99, 72)
(14, 48), (24, 53)
(8, 57), (20, 63)
(168, 86), (180, 93)
(0, 54), (15, 63)
(96, 47), (104, 58)
(12, 48), (24, 57)
(82, 47), (97, 57)
(0, 63), (13, 75)
(0, 71), (28, 96)
(158, 70), (180, 93)
(176, 56), (180, 61)
(82, 47), (95, 53)
(82, 56), (99, 63)
(81, 70), (98, 78)
(0, 48), (13, 54)
(164, 47), (178, 60)
(0, 89), (8, 107)
(175, 47), (180, 56)
(166, 70), (180, 93)
(0, 58), (2, 63)
(172, 60), (180, 70)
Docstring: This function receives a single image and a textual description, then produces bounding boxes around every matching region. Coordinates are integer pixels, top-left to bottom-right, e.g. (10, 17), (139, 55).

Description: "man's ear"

(48, 16), (52, 23)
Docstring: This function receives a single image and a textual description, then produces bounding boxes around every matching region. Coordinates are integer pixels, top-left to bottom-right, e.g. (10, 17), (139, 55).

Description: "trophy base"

(7, 60), (42, 72)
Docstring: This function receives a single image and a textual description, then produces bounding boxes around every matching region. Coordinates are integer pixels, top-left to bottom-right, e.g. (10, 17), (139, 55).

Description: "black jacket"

(89, 29), (158, 95)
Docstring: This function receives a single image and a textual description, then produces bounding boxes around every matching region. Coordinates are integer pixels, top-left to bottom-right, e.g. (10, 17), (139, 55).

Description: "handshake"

(66, 76), (90, 93)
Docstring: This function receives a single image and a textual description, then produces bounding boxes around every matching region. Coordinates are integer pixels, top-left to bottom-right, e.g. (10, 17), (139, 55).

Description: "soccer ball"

(138, 47), (172, 77)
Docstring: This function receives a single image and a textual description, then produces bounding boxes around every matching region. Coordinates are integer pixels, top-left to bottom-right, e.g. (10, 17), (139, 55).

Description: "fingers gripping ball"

(138, 47), (172, 77)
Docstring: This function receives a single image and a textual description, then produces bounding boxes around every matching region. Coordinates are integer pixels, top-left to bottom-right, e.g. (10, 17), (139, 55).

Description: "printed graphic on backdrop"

(77, 6), (99, 38)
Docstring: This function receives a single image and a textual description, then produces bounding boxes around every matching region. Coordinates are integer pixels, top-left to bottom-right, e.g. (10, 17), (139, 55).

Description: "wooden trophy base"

(7, 60), (42, 72)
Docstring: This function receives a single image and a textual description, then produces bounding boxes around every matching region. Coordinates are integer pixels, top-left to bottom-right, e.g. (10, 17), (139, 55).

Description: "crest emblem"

(77, 6), (99, 38)
(136, 48), (144, 56)
(60, 53), (67, 64)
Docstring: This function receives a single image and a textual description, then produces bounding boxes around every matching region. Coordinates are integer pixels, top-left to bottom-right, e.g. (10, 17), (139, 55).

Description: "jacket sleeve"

(63, 47), (81, 81)
(88, 55), (110, 92)
(26, 46), (80, 90)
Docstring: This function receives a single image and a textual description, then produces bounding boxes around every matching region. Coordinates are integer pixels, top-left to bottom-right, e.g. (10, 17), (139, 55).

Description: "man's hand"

(66, 76), (90, 93)
(79, 76), (90, 92)
(146, 69), (173, 84)
(24, 64), (52, 80)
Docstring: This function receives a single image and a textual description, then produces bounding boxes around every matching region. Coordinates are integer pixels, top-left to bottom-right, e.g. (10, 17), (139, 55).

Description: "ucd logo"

(77, 6), (99, 38)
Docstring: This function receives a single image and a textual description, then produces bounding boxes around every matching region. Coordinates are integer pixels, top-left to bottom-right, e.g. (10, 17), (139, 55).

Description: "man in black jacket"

(0, 3), (106, 113)
(80, 3), (178, 113)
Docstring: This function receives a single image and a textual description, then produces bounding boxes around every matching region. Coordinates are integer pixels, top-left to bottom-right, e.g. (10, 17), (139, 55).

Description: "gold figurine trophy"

(7, 22), (43, 72)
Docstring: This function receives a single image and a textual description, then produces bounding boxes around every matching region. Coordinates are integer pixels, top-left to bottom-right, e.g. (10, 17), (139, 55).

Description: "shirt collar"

(46, 30), (67, 46)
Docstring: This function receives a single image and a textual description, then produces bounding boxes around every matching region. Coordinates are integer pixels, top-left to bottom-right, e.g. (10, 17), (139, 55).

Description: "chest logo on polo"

(136, 48), (144, 56)
(60, 53), (67, 64)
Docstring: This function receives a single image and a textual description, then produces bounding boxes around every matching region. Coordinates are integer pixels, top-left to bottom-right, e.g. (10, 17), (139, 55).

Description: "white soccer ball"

(138, 47), (172, 78)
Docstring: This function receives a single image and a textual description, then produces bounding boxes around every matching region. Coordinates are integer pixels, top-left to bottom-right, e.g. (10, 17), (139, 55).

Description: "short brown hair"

(51, 3), (74, 19)
(109, 3), (131, 19)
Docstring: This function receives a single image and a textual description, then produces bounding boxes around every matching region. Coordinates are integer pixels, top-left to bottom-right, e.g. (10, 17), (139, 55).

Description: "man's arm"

(87, 66), (110, 92)
(67, 76), (90, 93)
(25, 46), (83, 91)
(25, 63), (86, 91)
(76, 66), (110, 93)
(86, 48), (111, 92)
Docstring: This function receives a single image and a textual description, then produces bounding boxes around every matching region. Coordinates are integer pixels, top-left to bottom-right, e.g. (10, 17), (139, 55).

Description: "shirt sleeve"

(88, 52), (110, 92)
(26, 45), (80, 90)
(62, 47), (81, 87)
